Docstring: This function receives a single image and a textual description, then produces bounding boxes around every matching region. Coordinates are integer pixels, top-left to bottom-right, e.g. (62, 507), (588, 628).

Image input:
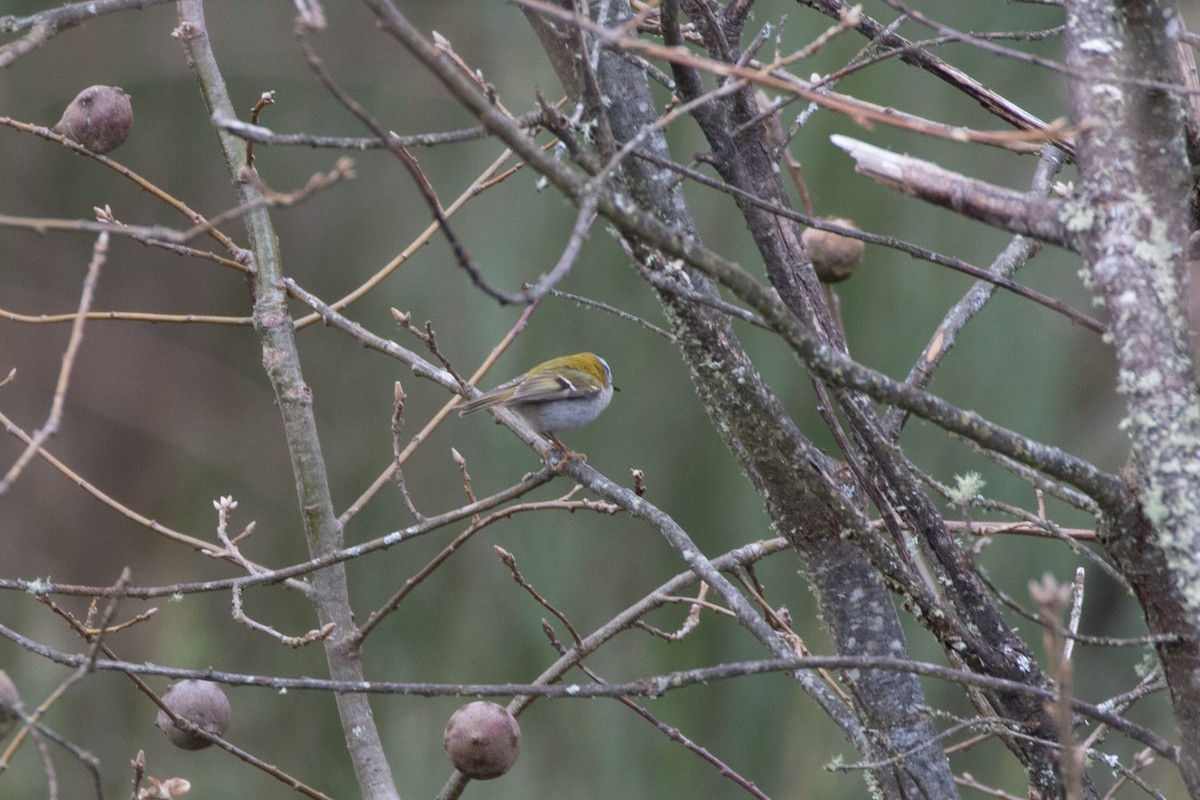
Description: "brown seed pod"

(155, 680), (231, 750)
(443, 701), (521, 779)
(0, 670), (21, 738)
(52, 85), (134, 155)
(802, 217), (865, 284)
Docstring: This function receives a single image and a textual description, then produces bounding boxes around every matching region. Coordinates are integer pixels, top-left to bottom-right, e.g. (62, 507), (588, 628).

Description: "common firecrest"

(458, 353), (615, 453)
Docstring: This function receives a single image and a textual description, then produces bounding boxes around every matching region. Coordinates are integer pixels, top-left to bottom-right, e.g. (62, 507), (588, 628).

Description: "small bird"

(458, 353), (615, 455)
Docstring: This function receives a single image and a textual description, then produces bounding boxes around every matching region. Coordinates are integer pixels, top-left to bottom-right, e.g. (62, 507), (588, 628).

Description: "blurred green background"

(1, 1), (1191, 797)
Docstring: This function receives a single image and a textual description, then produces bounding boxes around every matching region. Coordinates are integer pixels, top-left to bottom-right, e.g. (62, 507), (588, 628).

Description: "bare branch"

(0, 0), (175, 68)
(830, 134), (1070, 248)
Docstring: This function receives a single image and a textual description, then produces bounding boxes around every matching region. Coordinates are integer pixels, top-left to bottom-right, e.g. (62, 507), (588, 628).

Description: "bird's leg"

(541, 433), (586, 470)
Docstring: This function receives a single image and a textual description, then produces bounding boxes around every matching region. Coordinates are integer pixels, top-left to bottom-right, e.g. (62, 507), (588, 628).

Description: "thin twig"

(520, 194), (598, 301)
(0, 408), (312, 595)
(0, 620), (1177, 761)
(878, 0), (1194, 96)
(1, 231), (108, 495)
(351, 489), (612, 645)
(634, 584), (713, 641)
(885, 144), (1066, 437)
(212, 497), (334, 647)
(496, 546), (582, 646)
(292, 145), (522, 331)
(1064, 567), (1085, 664)
(0, 116), (240, 254)
(0, 0), (175, 68)
(0, 569), (131, 769)
(631, 145), (1103, 333)
(294, 21), (521, 305)
(538, 615), (772, 800)
(516, 0), (1073, 151)
(336, 299), (541, 526)
(213, 109), (547, 149)
(1, 472), (568, 633)
(391, 381), (425, 521)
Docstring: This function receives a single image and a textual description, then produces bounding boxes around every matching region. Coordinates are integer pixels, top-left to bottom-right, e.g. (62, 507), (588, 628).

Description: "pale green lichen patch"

(1140, 483), (1169, 528)
(1089, 213), (1200, 616)
(1132, 218), (1174, 265)
(1062, 197), (1097, 233)
(948, 472), (985, 506)
(24, 577), (50, 595)
(1135, 369), (1162, 392)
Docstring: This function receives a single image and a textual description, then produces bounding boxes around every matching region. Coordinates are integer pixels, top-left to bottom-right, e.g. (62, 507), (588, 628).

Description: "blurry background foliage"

(0, 1), (1186, 797)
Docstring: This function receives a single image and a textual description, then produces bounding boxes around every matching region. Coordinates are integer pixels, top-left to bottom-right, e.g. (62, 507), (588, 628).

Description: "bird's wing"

(510, 368), (596, 402)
